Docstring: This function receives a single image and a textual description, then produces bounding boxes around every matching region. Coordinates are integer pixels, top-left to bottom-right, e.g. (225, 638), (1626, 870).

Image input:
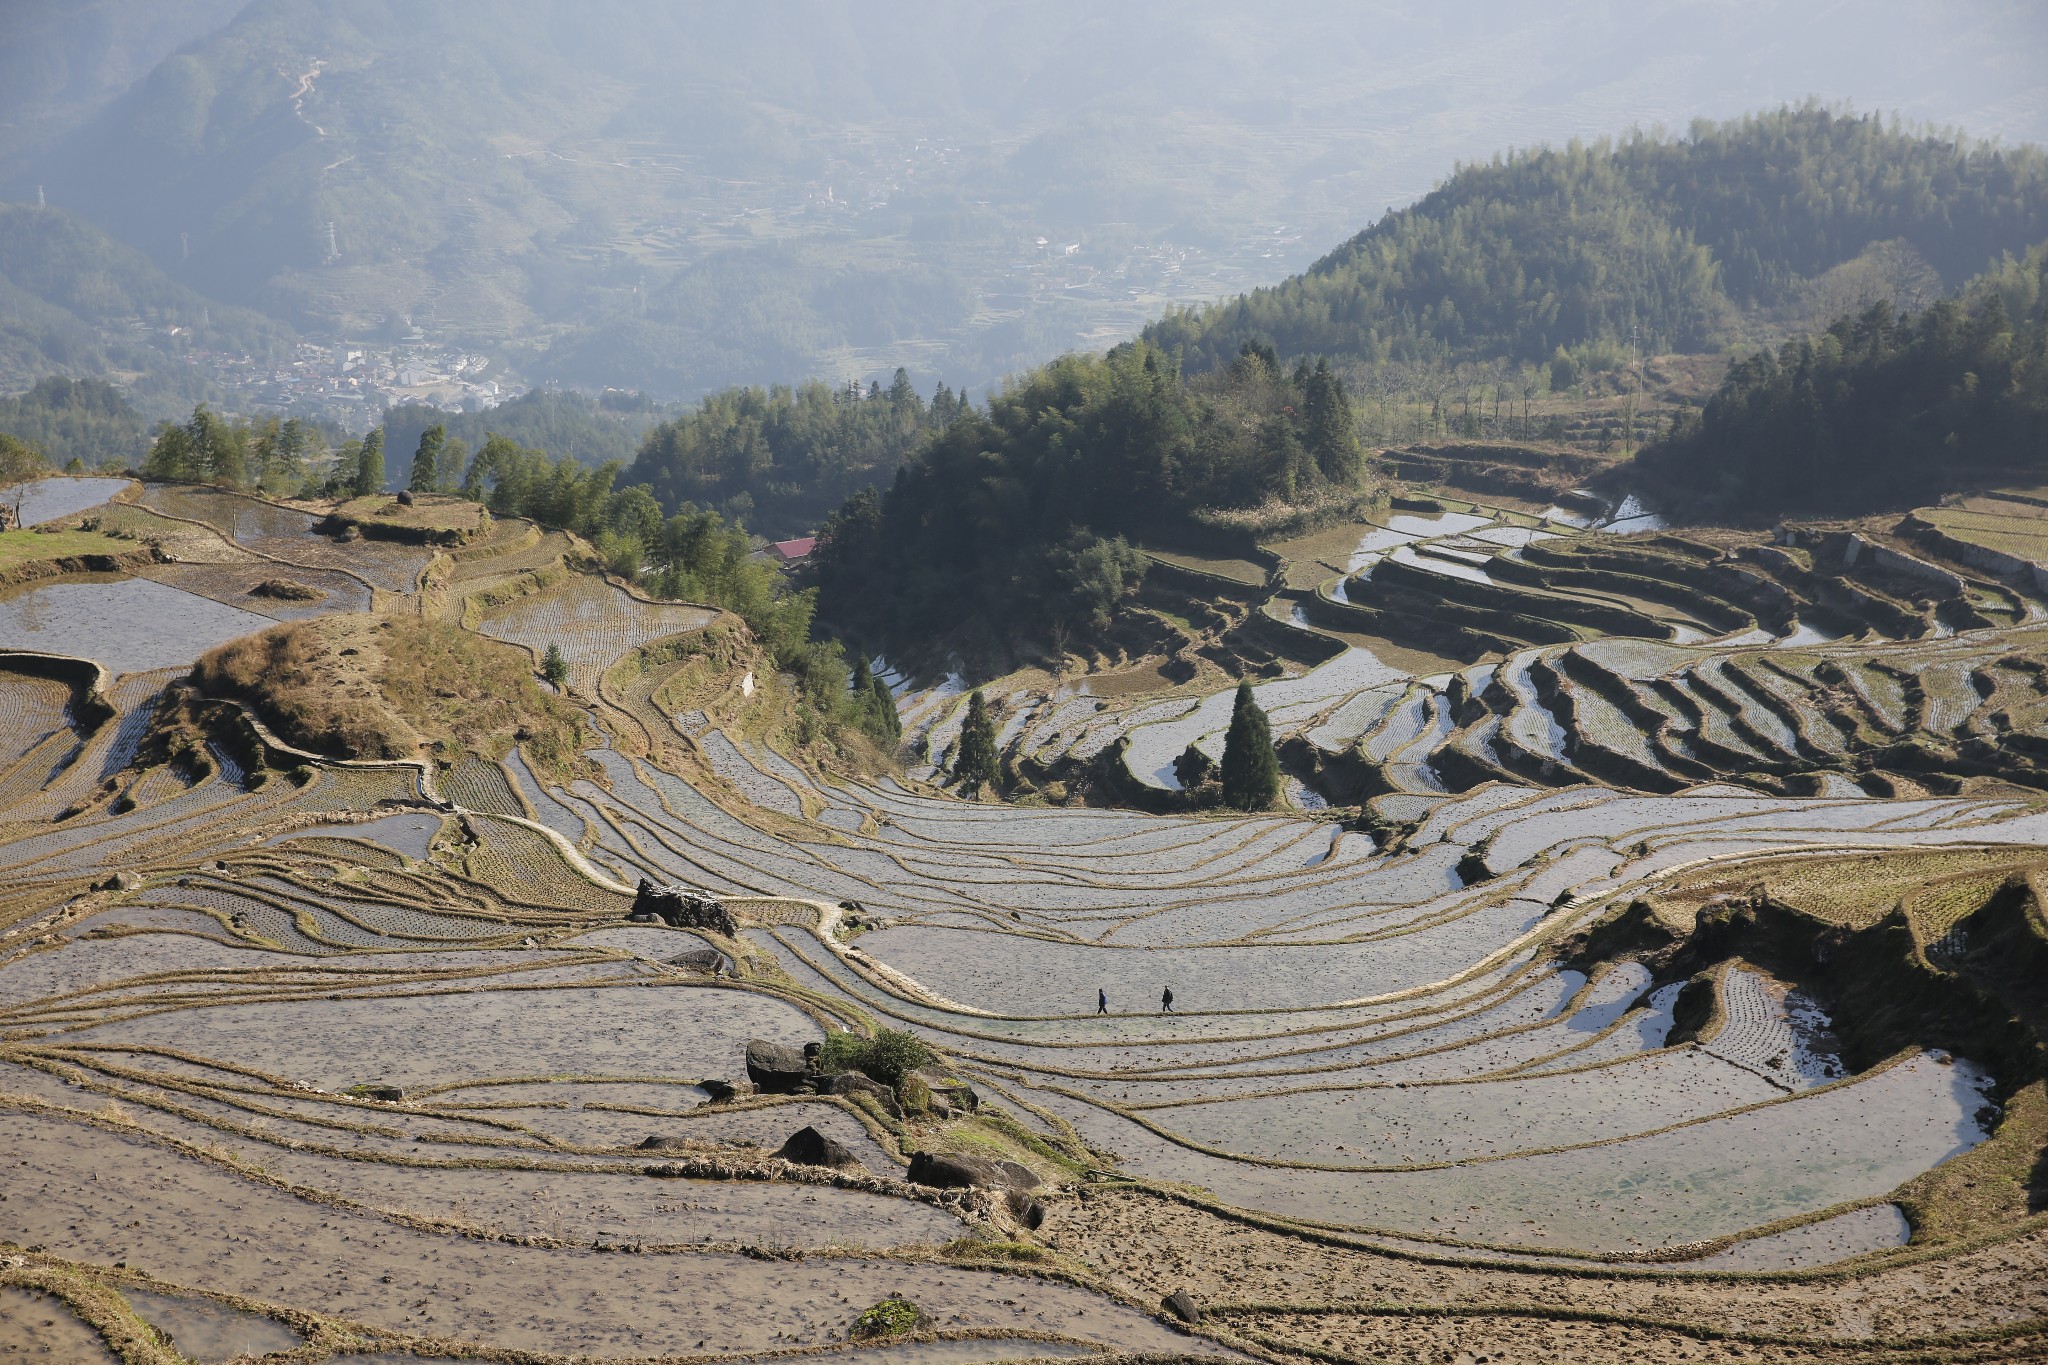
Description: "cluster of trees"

(1146, 107), (2048, 378)
(954, 679), (1280, 809)
(142, 407), (332, 492)
(1636, 242), (2048, 513)
(420, 430), (889, 744)
(0, 377), (147, 468)
(813, 341), (1363, 668)
(382, 389), (662, 479)
(624, 370), (966, 537)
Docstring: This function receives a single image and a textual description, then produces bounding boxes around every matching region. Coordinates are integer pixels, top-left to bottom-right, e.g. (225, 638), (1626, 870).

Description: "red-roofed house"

(768, 537), (817, 564)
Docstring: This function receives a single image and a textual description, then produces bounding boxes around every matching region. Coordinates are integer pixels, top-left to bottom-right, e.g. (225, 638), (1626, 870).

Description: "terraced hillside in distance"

(893, 475), (2048, 815)
(0, 471), (2046, 1364)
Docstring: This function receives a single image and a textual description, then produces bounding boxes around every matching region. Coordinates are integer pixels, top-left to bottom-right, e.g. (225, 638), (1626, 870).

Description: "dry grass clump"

(247, 577), (324, 602)
(325, 493), (489, 545)
(194, 613), (583, 770)
(1664, 847), (2048, 934)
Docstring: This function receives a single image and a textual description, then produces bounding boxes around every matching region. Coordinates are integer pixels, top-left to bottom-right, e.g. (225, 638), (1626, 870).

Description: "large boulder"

(1162, 1290), (1202, 1324)
(667, 947), (729, 975)
(775, 1125), (863, 1169)
(907, 1150), (992, 1190)
(907, 1151), (1038, 1194)
(630, 879), (738, 935)
(745, 1039), (815, 1094)
(1005, 1189), (1048, 1229)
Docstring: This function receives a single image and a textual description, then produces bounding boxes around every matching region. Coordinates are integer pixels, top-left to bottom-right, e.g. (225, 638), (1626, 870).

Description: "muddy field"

(0, 479), (2045, 1363)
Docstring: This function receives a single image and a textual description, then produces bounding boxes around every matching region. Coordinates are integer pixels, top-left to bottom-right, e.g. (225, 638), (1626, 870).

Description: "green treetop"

(0, 432), (49, 486)
(541, 644), (570, 689)
(409, 424), (445, 494)
(1220, 681), (1280, 811)
(953, 689), (998, 791)
(354, 429), (385, 497)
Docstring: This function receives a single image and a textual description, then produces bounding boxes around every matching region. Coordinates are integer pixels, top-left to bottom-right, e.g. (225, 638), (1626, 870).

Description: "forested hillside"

(1634, 241), (2048, 515)
(625, 371), (966, 537)
(1146, 109), (2048, 376)
(381, 390), (668, 486)
(0, 200), (290, 413)
(814, 342), (1362, 668)
(0, 377), (148, 467)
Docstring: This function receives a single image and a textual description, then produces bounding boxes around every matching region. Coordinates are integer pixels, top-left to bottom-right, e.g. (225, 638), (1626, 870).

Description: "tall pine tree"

(1302, 359), (1362, 483)
(1220, 681), (1280, 811)
(409, 424), (445, 494)
(953, 689), (998, 792)
(871, 672), (901, 739)
(354, 429), (385, 497)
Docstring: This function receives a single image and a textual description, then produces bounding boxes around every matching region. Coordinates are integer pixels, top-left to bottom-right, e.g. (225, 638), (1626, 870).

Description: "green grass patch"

(1139, 546), (1268, 586)
(0, 527), (137, 571)
(849, 1297), (925, 1341)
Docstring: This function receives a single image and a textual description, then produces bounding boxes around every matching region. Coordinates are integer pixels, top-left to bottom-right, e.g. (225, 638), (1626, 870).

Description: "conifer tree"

(953, 689), (998, 791)
(354, 429), (385, 497)
(541, 644), (569, 689)
(409, 424), (444, 494)
(143, 419), (198, 481)
(1220, 681), (1280, 811)
(870, 673), (901, 738)
(269, 417), (311, 490)
(1302, 359), (1362, 483)
(439, 436), (468, 494)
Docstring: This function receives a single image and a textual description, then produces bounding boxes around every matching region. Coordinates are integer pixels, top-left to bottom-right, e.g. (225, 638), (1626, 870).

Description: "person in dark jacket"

(1161, 986), (1175, 1013)
(1098, 988), (1109, 1015)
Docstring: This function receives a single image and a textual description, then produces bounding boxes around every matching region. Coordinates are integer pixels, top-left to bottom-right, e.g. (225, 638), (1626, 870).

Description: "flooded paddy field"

(0, 512), (2046, 1364)
(0, 576), (277, 674)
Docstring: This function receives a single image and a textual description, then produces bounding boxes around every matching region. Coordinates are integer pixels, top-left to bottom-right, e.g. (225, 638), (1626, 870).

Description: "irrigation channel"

(0, 477), (2046, 1363)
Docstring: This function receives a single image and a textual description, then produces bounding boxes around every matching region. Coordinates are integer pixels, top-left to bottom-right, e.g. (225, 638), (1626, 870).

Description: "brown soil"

(1049, 1185), (2048, 1363)
(192, 612), (584, 771)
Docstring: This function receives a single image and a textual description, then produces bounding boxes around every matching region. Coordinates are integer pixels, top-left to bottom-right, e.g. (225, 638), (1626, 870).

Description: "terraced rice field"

(941, 495), (2048, 805)
(481, 573), (716, 693)
(0, 476), (133, 527)
(0, 576), (278, 674)
(0, 492), (2044, 1363)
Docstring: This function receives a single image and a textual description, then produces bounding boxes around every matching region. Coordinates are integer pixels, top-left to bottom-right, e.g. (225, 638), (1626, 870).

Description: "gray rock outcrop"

(775, 1125), (863, 1169)
(745, 1039), (814, 1094)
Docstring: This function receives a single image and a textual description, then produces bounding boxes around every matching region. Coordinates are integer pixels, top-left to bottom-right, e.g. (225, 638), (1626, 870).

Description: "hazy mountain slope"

(0, 0), (248, 178)
(11, 0), (2048, 403)
(0, 201), (291, 413)
(1144, 110), (2048, 375)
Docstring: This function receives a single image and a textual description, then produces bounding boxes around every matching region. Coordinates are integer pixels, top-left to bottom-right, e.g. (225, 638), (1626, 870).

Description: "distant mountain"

(15, 0), (2048, 403)
(0, 199), (292, 415)
(1144, 108), (2048, 377)
(0, 0), (246, 178)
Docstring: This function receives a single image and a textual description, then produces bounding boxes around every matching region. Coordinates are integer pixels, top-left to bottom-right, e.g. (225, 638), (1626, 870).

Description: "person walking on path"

(1098, 988), (1109, 1015)
(1161, 986), (1175, 1014)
